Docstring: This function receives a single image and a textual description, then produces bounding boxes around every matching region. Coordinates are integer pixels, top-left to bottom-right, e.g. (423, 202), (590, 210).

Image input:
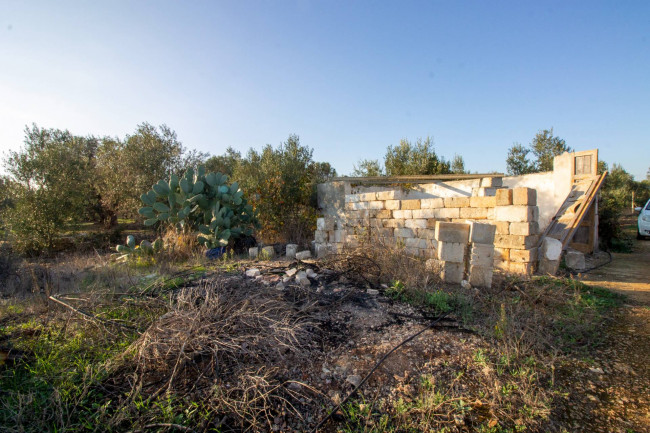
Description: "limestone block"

(394, 228), (415, 238)
(470, 243), (495, 267)
(412, 209), (435, 219)
(385, 200), (401, 210)
(405, 219), (427, 229)
(382, 219), (405, 228)
(470, 196), (497, 208)
(368, 201), (385, 210)
(460, 207), (488, 219)
(426, 219), (440, 228)
(373, 228), (394, 238)
(434, 221), (471, 243)
(416, 228), (436, 239)
(510, 248), (537, 263)
(345, 194), (360, 203)
(495, 221), (510, 235)
(440, 261), (465, 284)
(358, 192), (376, 202)
(437, 241), (466, 263)
(285, 244), (298, 259)
(248, 247), (259, 259)
(473, 187), (498, 197)
(495, 188), (513, 206)
(433, 208), (460, 219)
(260, 246), (275, 260)
(345, 235), (360, 248)
(506, 261), (534, 276)
(565, 249), (586, 270)
(315, 243), (329, 258)
(494, 247), (509, 262)
(369, 218), (382, 229)
(405, 247), (422, 257)
(513, 187), (537, 206)
(393, 210), (413, 219)
(348, 201), (370, 211)
(295, 250), (312, 261)
(329, 230), (346, 243)
(469, 265), (493, 288)
(494, 205), (537, 222)
(377, 190), (401, 200)
(444, 197), (470, 208)
(421, 198), (445, 209)
(405, 238), (427, 249)
(375, 209), (392, 219)
(537, 258), (559, 275)
(401, 199), (421, 210)
(314, 230), (328, 243)
(494, 234), (538, 249)
(480, 177), (503, 188)
(509, 222), (539, 236)
(487, 208), (495, 220)
(469, 222), (496, 244)
(541, 237), (562, 261)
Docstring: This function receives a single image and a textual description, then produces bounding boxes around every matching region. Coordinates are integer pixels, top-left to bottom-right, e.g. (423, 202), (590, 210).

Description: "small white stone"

(295, 250), (312, 260)
(245, 268), (261, 277)
(366, 288), (379, 295)
(305, 268), (317, 278)
(285, 268), (298, 277)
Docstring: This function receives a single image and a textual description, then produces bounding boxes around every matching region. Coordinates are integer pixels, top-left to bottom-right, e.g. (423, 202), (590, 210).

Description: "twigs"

(48, 295), (142, 334)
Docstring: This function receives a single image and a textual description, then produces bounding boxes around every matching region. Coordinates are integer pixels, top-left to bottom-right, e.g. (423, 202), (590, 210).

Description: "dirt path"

(561, 239), (650, 432)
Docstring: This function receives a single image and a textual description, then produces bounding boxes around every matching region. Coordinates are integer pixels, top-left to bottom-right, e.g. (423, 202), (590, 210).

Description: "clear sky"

(1, 1), (648, 179)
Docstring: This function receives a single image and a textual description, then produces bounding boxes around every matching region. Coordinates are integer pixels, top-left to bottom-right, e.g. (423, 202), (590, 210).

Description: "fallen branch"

(48, 295), (142, 334)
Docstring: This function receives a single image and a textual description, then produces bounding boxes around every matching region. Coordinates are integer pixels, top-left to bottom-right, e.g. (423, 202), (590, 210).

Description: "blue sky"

(1, 1), (648, 179)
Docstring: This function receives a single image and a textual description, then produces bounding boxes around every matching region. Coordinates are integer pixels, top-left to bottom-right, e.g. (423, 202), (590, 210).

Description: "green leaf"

(144, 218), (158, 226)
(180, 178), (192, 194)
(141, 193), (155, 206)
(205, 172), (217, 187)
(218, 185), (229, 194)
(157, 212), (169, 221)
(169, 174), (179, 190)
(219, 229), (231, 240)
(230, 181), (239, 194)
(198, 225), (211, 235)
(192, 180), (204, 195)
(138, 206), (153, 216)
(116, 244), (131, 253)
(153, 202), (170, 212)
(126, 235), (136, 249)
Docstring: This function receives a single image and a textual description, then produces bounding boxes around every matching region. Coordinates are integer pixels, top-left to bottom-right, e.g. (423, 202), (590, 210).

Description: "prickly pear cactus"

(138, 165), (258, 248)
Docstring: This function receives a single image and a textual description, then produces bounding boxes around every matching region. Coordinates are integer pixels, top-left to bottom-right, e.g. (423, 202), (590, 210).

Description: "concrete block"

(495, 221), (510, 234)
(433, 208), (460, 219)
(506, 261), (534, 276)
(541, 237), (562, 261)
(285, 244), (298, 259)
(260, 246), (275, 260)
(295, 250), (312, 260)
(412, 209), (436, 219)
(368, 201), (385, 210)
(469, 222), (496, 244)
(405, 219), (427, 229)
(347, 201), (369, 211)
(401, 199), (421, 210)
(460, 207), (488, 219)
(496, 188), (513, 206)
(537, 258), (559, 275)
(373, 227), (394, 238)
(437, 241), (466, 263)
(470, 196), (497, 208)
(494, 234), (538, 249)
(316, 243), (329, 258)
(494, 206), (537, 222)
(385, 200), (401, 210)
(314, 230), (328, 243)
(426, 218), (441, 228)
(421, 198), (445, 209)
(345, 194), (360, 203)
(469, 265), (493, 288)
(246, 268), (261, 277)
(394, 228), (415, 238)
(392, 210), (413, 219)
(565, 249), (586, 270)
(440, 261), (465, 284)
(375, 209), (392, 219)
(509, 222), (539, 236)
(510, 248), (537, 263)
(444, 197), (470, 208)
(434, 221), (470, 243)
(358, 192), (377, 202)
(487, 208), (495, 220)
(383, 219), (406, 228)
(248, 247), (259, 259)
(470, 243), (495, 267)
(329, 230), (346, 243)
(513, 187), (537, 206)
(480, 177), (503, 188)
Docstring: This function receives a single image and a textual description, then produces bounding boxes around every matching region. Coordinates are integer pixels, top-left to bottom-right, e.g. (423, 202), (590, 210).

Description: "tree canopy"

(506, 128), (571, 175)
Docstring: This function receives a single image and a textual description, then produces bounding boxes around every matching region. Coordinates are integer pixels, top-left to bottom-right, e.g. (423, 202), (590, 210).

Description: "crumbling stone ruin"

(313, 150), (604, 287)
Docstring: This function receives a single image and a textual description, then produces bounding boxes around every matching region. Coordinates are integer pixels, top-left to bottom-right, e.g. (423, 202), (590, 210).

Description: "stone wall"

(315, 179), (540, 276)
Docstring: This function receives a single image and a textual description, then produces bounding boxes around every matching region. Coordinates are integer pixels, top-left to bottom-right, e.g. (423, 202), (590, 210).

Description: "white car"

(637, 198), (650, 239)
